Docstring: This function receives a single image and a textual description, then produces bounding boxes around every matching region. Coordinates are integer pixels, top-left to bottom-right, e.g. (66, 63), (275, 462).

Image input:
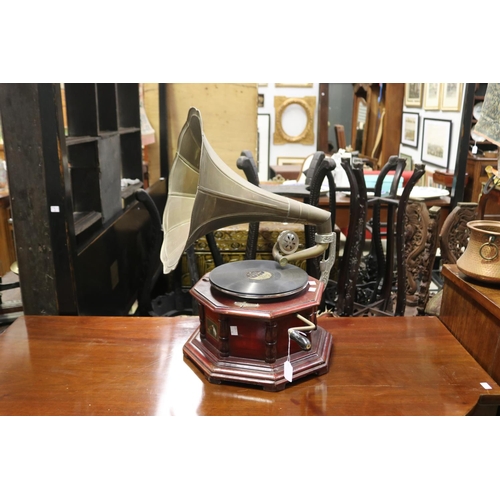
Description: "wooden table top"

(0, 314), (498, 416)
(261, 185), (451, 208)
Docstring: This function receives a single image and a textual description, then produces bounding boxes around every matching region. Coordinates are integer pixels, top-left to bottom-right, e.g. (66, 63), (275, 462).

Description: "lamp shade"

(475, 83), (500, 147)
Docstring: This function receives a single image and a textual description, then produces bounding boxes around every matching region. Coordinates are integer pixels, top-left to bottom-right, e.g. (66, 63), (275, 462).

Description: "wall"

(399, 84), (465, 183)
(142, 84), (259, 184)
(256, 83), (320, 178)
(144, 83), (467, 187)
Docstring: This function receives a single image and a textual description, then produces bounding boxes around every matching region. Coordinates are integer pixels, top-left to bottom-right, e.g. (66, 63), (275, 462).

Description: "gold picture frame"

(277, 157), (305, 166)
(440, 83), (463, 112)
(405, 83), (423, 107)
(423, 83), (441, 110)
(275, 83), (313, 88)
(273, 96), (316, 145)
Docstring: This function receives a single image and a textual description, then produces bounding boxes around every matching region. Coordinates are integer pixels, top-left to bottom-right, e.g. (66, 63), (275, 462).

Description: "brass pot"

(457, 220), (500, 283)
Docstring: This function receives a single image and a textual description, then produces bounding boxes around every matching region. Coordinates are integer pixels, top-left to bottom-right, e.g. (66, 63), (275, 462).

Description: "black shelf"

(65, 84), (98, 137)
(97, 83), (118, 133)
(117, 84), (141, 129)
(63, 83), (143, 230)
(74, 210), (102, 236)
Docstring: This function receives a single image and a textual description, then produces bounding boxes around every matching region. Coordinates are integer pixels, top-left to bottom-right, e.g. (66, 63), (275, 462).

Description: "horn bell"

(160, 107), (332, 275)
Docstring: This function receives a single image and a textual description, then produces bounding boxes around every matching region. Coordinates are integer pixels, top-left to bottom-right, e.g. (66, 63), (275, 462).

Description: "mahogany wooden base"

(183, 325), (333, 391)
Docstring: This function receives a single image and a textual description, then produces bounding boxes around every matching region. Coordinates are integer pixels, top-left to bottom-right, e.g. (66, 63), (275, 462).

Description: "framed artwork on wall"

(423, 83), (441, 110)
(441, 83), (463, 111)
(404, 83), (423, 107)
(277, 156), (305, 166)
(275, 83), (313, 88)
(421, 118), (452, 170)
(401, 112), (419, 148)
(399, 152), (413, 171)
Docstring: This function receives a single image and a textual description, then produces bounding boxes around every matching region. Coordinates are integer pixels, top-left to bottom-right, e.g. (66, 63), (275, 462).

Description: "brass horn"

(160, 107), (335, 284)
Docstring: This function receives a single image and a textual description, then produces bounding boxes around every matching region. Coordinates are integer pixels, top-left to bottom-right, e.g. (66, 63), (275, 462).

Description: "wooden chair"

(236, 150), (261, 260)
(350, 161), (426, 316)
(404, 203), (442, 316)
(424, 202), (478, 317)
(440, 202), (478, 266)
(425, 180), (500, 316)
(333, 158), (369, 316)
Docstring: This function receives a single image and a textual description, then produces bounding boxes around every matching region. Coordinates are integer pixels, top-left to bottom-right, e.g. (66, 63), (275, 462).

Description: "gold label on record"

(246, 270), (273, 281)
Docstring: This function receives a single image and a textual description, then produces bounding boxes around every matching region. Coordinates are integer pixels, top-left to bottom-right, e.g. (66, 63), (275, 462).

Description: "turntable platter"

(209, 260), (309, 299)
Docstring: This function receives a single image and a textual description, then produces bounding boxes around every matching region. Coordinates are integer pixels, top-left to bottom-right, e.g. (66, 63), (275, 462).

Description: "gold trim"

(275, 83), (313, 88)
(273, 96), (316, 145)
(440, 83), (463, 112)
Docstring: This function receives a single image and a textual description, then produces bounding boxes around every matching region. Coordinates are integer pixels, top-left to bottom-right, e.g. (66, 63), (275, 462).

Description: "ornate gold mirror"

(273, 96), (316, 145)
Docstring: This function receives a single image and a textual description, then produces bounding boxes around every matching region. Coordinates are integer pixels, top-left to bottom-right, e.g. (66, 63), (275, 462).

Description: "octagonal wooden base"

(183, 325), (332, 392)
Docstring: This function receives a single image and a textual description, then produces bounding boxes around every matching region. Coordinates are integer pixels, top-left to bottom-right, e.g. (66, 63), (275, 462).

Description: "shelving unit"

(0, 83), (166, 316)
(64, 83), (143, 239)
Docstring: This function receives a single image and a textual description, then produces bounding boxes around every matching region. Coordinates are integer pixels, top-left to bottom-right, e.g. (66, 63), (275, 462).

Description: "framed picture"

(401, 112), (419, 148)
(399, 152), (413, 171)
(277, 156), (305, 166)
(423, 83), (441, 110)
(421, 118), (452, 170)
(275, 83), (313, 88)
(258, 93), (264, 108)
(257, 114), (271, 181)
(441, 83), (463, 111)
(404, 83), (423, 107)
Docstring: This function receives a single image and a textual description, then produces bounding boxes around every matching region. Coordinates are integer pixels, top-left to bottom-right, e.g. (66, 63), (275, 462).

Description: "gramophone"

(161, 108), (336, 391)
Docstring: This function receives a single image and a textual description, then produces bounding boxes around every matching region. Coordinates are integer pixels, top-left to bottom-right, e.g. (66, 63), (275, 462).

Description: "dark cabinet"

(0, 83), (165, 316)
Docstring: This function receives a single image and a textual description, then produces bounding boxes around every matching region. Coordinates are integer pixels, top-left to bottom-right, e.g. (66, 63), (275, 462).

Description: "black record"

(209, 259), (309, 299)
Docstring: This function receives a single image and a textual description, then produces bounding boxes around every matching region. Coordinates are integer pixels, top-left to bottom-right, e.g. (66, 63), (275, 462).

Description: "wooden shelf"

(74, 211), (102, 235)
(66, 136), (98, 146)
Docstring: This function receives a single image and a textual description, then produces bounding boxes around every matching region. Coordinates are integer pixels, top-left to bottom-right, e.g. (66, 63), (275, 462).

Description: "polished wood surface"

(261, 184), (451, 232)
(0, 314), (499, 416)
(440, 264), (500, 384)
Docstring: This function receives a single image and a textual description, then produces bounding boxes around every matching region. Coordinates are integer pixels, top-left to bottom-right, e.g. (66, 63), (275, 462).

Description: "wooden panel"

(0, 84), (79, 315)
(380, 83), (404, 167)
(440, 264), (500, 384)
(0, 315), (499, 415)
(143, 83), (161, 184)
(166, 83), (258, 175)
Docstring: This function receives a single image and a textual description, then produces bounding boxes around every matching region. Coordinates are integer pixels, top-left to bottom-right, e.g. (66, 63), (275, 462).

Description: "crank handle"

(288, 329), (312, 351)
